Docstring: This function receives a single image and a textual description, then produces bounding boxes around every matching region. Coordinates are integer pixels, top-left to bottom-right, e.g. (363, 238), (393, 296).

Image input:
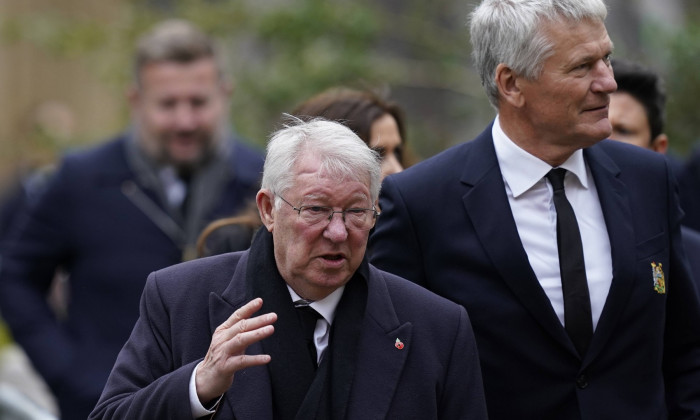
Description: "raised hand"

(195, 298), (277, 403)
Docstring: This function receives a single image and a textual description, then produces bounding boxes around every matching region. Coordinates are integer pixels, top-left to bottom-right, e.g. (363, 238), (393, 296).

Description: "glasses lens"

(298, 207), (375, 230)
(345, 209), (372, 230)
(299, 206), (330, 225)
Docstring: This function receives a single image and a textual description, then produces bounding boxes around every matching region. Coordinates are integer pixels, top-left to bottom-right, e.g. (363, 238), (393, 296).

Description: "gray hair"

(261, 117), (382, 208)
(470, 0), (608, 108)
(133, 19), (225, 86)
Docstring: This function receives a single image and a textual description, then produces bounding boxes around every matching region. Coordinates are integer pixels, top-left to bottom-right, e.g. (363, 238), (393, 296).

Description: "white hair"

(469, 0), (608, 108)
(261, 116), (382, 208)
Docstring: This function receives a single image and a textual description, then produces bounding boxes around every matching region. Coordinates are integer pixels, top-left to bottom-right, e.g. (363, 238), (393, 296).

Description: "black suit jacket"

(89, 249), (487, 419)
(370, 124), (700, 419)
(0, 134), (263, 419)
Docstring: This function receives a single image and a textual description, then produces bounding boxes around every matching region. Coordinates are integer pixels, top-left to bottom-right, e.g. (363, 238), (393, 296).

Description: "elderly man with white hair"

(90, 118), (488, 420)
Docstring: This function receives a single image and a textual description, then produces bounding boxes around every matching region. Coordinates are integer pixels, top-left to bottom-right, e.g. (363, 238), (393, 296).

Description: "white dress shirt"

(287, 285), (344, 365)
(158, 166), (188, 209)
(492, 115), (613, 330)
(189, 286), (345, 418)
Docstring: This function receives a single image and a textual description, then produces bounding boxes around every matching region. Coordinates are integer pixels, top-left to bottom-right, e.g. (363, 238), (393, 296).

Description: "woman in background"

(197, 87), (408, 257)
(292, 87), (407, 180)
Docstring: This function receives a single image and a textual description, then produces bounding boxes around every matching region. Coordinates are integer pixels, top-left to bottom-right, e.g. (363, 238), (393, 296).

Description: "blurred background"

(0, 0), (698, 417)
(1, 0), (698, 185)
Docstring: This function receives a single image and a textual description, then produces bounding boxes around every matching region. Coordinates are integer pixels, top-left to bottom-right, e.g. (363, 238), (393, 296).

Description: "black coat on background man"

(0, 133), (263, 418)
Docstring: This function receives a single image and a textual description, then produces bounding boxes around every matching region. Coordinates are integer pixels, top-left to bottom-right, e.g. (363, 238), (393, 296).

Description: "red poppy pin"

(395, 338), (404, 350)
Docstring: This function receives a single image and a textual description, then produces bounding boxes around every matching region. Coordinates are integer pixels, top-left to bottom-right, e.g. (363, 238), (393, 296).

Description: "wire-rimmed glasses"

(277, 194), (379, 231)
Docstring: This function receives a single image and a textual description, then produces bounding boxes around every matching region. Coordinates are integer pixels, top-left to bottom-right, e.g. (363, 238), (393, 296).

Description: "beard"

(150, 129), (220, 175)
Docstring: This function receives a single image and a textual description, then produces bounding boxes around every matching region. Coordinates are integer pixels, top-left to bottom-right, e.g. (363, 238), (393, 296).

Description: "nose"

(323, 212), (349, 242)
(173, 103), (198, 131)
(591, 59), (617, 94)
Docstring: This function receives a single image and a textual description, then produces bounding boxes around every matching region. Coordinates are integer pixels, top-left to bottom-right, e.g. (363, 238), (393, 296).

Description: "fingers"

(215, 298), (277, 344)
(220, 317), (276, 359)
(196, 298), (277, 402)
(219, 297), (264, 329)
(222, 323), (275, 368)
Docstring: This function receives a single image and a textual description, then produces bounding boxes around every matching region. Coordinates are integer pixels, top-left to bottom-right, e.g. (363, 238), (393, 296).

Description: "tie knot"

(294, 298), (314, 308)
(546, 168), (567, 191)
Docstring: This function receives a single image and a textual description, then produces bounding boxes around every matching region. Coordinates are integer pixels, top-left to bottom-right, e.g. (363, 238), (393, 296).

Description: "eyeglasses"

(277, 194), (379, 231)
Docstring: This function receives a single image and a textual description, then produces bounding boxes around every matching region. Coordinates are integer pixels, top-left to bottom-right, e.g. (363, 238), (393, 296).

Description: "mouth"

(583, 102), (609, 113)
(318, 253), (347, 268)
(171, 133), (199, 143)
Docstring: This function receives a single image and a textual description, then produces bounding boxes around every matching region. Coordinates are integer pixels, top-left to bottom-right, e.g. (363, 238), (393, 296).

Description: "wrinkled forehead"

(286, 155), (370, 198)
(297, 150), (369, 180)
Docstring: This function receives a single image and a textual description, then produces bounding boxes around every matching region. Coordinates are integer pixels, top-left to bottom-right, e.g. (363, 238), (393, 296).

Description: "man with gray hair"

(90, 118), (487, 419)
(0, 19), (263, 418)
(370, 0), (700, 418)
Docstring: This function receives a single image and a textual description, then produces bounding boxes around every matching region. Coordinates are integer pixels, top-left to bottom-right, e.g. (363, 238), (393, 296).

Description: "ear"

(495, 63), (525, 108)
(651, 133), (669, 154)
(257, 190), (275, 232)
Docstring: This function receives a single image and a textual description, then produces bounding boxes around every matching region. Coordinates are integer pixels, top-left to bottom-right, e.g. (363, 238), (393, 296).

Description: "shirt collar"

(287, 284), (345, 326)
(492, 115), (589, 197)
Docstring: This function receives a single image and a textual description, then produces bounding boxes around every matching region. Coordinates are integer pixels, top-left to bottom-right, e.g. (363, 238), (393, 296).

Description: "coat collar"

(207, 248), (275, 419)
(348, 265), (412, 418)
(207, 230), (411, 419)
(99, 132), (255, 256)
(460, 126), (635, 362)
(459, 126), (576, 356)
(580, 144), (634, 365)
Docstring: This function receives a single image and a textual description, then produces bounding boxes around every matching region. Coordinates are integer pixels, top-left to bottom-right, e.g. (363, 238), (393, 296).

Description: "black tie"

(546, 168), (593, 356)
(178, 172), (192, 221)
(295, 301), (321, 367)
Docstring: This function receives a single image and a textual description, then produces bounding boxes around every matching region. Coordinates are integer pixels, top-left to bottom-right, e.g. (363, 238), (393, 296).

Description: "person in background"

(195, 200), (260, 257)
(292, 87), (406, 180)
(90, 118), (487, 420)
(197, 87), (408, 257)
(608, 59), (668, 153)
(608, 57), (700, 283)
(369, 0), (700, 418)
(0, 19), (263, 419)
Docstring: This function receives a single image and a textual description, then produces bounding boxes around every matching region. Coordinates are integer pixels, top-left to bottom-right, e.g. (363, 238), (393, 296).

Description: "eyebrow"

(302, 193), (370, 205)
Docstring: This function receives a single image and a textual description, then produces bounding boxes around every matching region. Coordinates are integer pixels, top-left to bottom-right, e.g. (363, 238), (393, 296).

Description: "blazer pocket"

(635, 231), (667, 260)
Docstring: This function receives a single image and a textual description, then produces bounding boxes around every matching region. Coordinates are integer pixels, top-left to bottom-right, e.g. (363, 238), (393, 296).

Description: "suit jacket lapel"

(349, 266), (412, 418)
(460, 129), (575, 354)
(581, 145), (635, 364)
(91, 135), (186, 248)
(208, 251), (275, 420)
(121, 179), (185, 247)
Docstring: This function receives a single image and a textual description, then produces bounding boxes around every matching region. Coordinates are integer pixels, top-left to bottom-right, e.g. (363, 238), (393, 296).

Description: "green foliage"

(0, 0), (477, 158)
(1, 14), (108, 57)
(664, 21), (700, 155)
(229, 0), (387, 144)
(19, 2), (700, 159)
(640, 14), (700, 156)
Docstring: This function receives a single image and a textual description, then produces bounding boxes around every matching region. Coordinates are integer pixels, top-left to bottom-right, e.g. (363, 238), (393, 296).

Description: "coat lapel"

(460, 129), (575, 354)
(121, 179), (185, 247)
(581, 144), (635, 364)
(208, 251), (275, 420)
(349, 266), (412, 418)
(90, 136), (186, 249)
